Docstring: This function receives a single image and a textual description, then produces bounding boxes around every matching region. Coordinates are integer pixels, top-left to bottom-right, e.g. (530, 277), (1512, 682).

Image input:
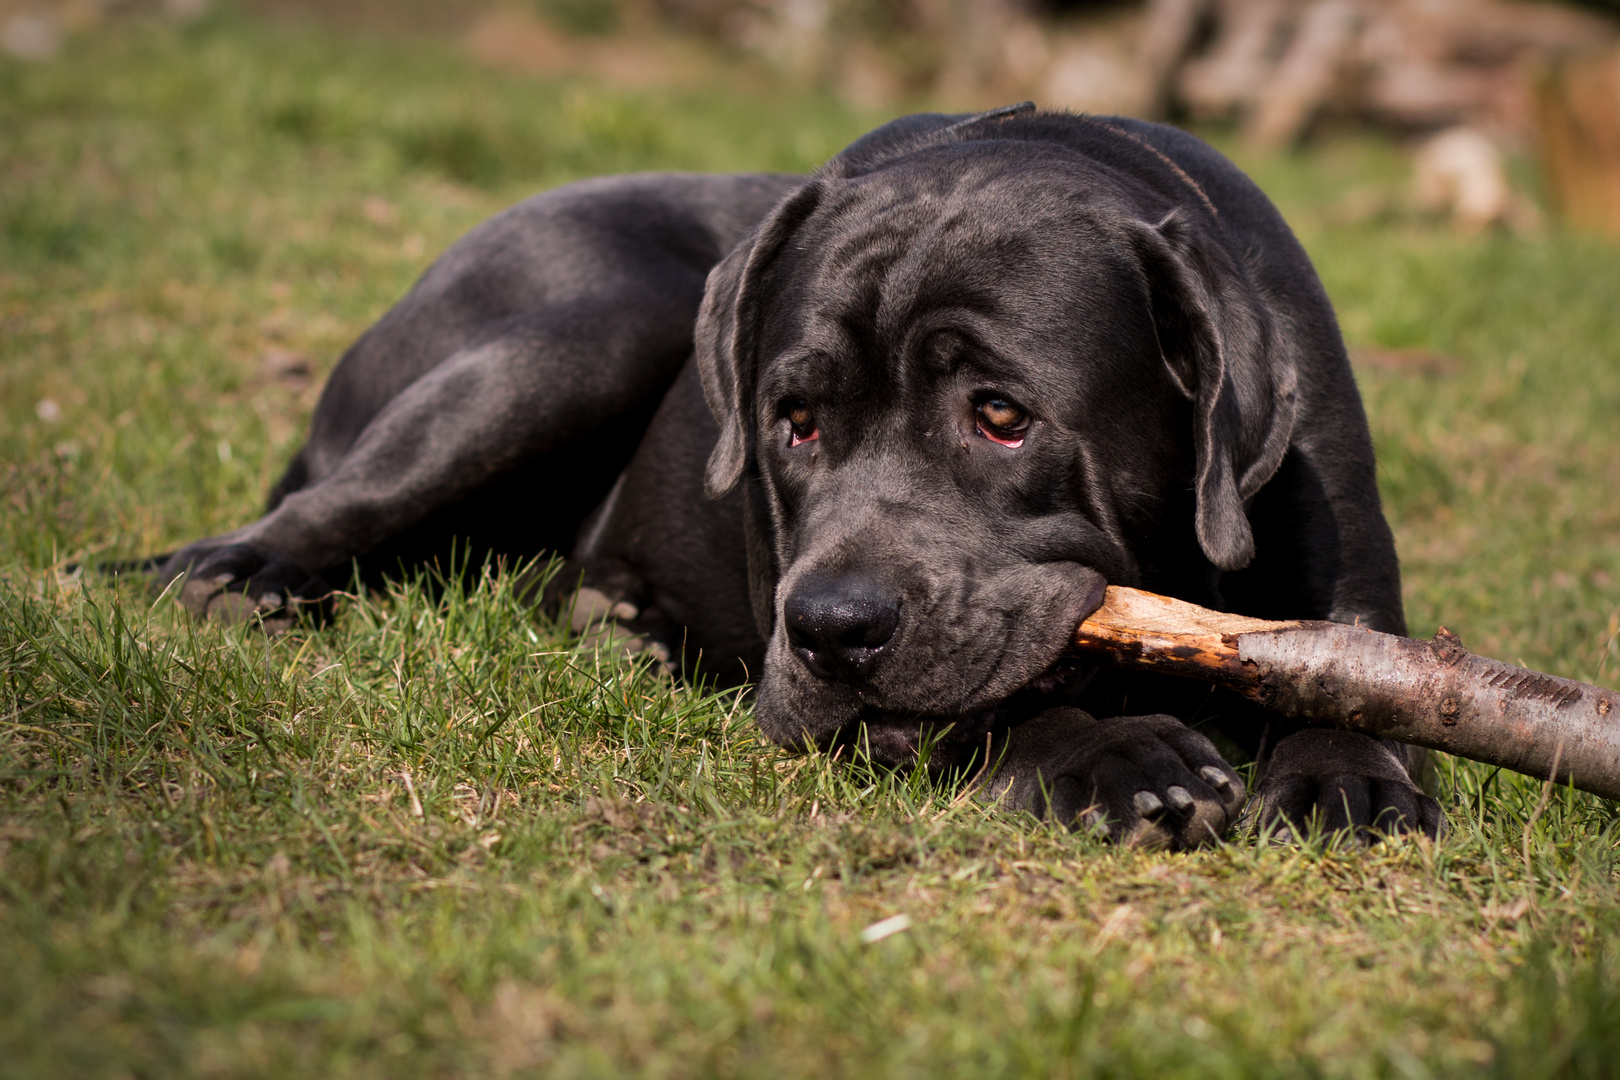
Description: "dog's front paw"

(986, 708), (1246, 850)
(159, 542), (331, 631)
(1252, 729), (1443, 843)
(563, 586), (673, 672)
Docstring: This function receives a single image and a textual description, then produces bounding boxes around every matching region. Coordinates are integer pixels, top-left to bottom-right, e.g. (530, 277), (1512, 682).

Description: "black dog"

(157, 105), (1442, 847)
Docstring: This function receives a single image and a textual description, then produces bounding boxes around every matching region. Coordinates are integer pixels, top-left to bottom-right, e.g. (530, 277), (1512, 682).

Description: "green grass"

(4, 8), (1620, 1077)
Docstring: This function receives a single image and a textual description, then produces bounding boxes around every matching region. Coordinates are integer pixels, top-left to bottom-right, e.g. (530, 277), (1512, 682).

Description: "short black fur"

(155, 110), (1438, 847)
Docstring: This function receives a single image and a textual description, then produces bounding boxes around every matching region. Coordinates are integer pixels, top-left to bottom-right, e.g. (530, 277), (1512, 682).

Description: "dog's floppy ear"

(695, 182), (823, 500)
(1128, 210), (1298, 571)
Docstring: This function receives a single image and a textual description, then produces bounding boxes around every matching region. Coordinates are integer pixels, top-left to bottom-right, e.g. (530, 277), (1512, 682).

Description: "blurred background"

(5, 0), (1620, 236)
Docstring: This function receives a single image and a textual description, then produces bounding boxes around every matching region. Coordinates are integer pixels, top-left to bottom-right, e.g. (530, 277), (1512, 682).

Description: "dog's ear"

(1127, 210), (1298, 571)
(695, 182), (823, 500)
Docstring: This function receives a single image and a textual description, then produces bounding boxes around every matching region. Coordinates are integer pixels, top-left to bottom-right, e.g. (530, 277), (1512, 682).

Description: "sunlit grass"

(4, 8), (1620, 1077)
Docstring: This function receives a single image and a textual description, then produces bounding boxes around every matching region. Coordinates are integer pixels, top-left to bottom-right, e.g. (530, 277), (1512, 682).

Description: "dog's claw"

(1165, 785), (1195, 813)
(1082, 808), (1109, 834)
(1200, 765), (1230, 791)
(1133, 790), (1165, 817)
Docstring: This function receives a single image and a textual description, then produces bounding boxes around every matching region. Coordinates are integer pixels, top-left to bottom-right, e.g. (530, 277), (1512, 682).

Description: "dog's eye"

(784, 400), (819, 446)
(974, 397), (1029, 447)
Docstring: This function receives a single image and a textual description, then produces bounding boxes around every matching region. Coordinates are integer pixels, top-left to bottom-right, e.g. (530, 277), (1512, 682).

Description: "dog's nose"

(783, 573), (901, 682)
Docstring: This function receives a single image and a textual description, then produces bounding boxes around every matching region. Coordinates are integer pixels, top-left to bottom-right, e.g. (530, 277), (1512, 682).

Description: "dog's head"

(696, 110), (1297, 763)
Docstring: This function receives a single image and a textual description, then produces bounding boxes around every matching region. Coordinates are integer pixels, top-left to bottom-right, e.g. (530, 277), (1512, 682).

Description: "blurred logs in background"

(5, 0), (1620, 236)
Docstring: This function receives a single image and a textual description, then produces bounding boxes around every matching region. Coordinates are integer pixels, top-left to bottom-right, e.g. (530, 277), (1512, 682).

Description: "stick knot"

(1430, 626), (1468, 667)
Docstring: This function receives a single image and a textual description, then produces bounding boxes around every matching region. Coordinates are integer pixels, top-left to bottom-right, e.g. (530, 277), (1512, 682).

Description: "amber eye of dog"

(784, 400), (819, 446)
(974, 397), (1030, 447)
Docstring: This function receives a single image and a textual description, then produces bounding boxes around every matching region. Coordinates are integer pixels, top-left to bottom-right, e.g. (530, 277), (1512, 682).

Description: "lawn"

(3, 7), (1620, 1077)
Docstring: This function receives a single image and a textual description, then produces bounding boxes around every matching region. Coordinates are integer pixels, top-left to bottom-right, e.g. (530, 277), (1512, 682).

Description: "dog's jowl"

(156, 107), (1443, 848)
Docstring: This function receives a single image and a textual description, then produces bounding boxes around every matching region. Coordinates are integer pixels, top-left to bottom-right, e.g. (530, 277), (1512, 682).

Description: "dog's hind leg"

(154, 172), (804, 624)
(158, 293), (696, 621)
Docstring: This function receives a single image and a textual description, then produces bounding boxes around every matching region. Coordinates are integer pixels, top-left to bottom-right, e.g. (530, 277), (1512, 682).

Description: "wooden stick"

(1072, 586), (1620, 801)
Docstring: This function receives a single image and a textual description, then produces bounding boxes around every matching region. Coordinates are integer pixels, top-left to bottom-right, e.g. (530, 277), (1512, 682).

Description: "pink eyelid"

(976, 420), (1024, 448)
(791, 428), (819, 447)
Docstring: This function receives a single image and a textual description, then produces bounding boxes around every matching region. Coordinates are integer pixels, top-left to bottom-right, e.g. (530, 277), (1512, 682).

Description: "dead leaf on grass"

(1094, 902), (1139, 944)
(260, 348), (314, 388)
(362, 196), (397, 227)
(1480, 896), (1532, 923)
(1351, 347), (1462, 376)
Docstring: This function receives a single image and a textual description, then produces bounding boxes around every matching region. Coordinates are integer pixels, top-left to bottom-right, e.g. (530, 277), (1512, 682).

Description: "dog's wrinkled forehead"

(752, 152), (1161, 414)
(699, 128), (1297, 577)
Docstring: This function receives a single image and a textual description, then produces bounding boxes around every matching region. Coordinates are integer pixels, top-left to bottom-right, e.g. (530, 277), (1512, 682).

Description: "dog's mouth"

(819, 652), (1099, 770)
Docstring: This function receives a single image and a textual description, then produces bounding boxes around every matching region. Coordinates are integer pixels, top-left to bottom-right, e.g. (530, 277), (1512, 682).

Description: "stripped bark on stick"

(1073, 586), (1620, 800)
